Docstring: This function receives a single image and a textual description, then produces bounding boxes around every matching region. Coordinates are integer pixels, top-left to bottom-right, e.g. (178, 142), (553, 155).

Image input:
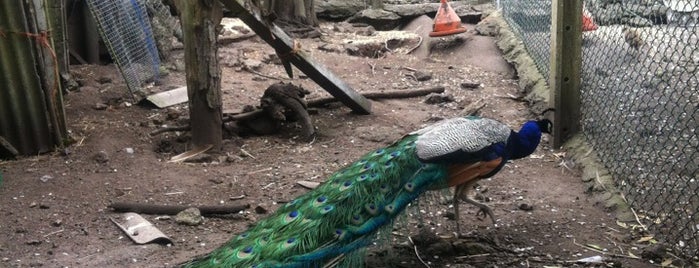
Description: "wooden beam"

(549, 0), (582, 147)
(219, 0), (372, 115)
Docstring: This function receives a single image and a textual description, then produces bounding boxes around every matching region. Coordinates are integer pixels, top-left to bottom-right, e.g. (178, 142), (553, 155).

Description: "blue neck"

(508, 121), (543, 159)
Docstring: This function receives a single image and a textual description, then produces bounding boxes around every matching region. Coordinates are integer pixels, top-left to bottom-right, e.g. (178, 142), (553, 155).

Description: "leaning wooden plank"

(220, 0), (372, 115)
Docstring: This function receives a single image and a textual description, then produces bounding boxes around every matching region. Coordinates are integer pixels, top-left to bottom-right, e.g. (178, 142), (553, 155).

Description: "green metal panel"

(0, 0), (66, 157)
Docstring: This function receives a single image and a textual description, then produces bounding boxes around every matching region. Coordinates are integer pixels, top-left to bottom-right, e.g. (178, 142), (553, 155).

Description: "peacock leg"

(461, 195), (495, 224)
(456, 181), (496, 225)
(453, 184), (466, 236)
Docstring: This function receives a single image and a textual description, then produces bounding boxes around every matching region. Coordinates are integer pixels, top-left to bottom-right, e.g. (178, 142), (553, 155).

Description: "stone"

(316, 0), (365, 20)
(348, 9), (401, 31)
(175, 207), (203, 226)
(254, 205), (268, 214)
(94, 102), (108, 110)
(93, 150), (109, 163)
(518, 203), (534, 211)
(424, 93), (455, 104)
(414, 71), (433, 81)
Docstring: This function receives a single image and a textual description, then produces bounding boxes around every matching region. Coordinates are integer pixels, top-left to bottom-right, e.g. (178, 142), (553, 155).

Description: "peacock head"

(536, 119), (552, 134)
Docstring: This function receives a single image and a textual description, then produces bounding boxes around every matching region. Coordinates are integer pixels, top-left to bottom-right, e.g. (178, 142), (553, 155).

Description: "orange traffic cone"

(429, 0), (466, 37)
(582, 6), (598, 31)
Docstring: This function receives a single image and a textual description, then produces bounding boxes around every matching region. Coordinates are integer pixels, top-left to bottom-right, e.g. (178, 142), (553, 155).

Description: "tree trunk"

(176, 0), (223, 151)
(262, 0), (317, 26)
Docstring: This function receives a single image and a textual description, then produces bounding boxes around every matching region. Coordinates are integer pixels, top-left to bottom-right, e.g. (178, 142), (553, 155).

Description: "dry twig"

(571, 238), (640, 259)
(408, 236), (431, 268)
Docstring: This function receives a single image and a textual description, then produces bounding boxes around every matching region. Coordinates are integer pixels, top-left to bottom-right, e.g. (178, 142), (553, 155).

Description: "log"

(307, 86), (445, 107)
(108, 202), (250, 216)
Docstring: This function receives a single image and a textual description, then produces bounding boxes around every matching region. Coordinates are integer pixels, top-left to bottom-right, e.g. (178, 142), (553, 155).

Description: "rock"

(166, 108), (181, 120)
(26, 239), (42, 245)
(39, 175), (53, 183)
(51, 219), (62, 227)
(518, 203), (534, 211)
(254, 205), (268, 214)
(424, 93), (455, 104)
(348, 9), (402, 31)
(243, 59), (263, 71)
(384, 3), (439, 18)
(124, 148), (134, 154)
(93, 150), (109, 163)
(425, 240), (455, 257)
(458, 12), (483, 24)
(414, 70), (433, 81)
(641, 243), (668, 262)
(175, 207), (203, 226)
(209, 177), (224, 184)
(316, 0), (365, 20)
(460, 82), (481, 89)
(452, 240), (495, 254)
(411, 227), (441, 246)
(475, 16), (499, 36)
(96, 76), (112, 84)
(344, 31), (421, 58)
(355, 25), (376, 36)
(93, 102), (108, 110)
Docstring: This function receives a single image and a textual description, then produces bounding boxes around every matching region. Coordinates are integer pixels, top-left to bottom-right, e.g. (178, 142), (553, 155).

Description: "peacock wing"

(413, 117), (512, 163)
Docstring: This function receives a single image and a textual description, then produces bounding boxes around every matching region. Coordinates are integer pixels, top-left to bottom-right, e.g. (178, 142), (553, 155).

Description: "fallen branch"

(108, 202), (250, 216)
(149, 125), (191, 136)
(571, 238), (640, 260)
(307, 86), (445, 107)
(243, 67), (289, 81)
(408, 236), (431, 268)
(406, 36), (423, 54)
(218, 32), (256, 45)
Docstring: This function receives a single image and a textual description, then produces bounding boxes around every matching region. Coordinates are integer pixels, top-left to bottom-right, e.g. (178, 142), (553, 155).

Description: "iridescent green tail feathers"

(181, 135), (451, 268)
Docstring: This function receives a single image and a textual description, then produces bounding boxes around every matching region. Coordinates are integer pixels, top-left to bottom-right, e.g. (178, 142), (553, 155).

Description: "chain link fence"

(86, 0), (160, 99)
(501, 0), (698, 261)
(501, 0), (552, 79)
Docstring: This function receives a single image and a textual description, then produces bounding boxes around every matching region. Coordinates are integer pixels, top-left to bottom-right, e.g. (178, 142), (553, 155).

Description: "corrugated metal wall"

(0, 0), (67, 158)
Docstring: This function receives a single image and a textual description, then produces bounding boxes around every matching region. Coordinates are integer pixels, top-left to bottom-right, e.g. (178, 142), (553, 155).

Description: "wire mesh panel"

(581, 0), (698, 259)
(500, 0), (552, 80)
(86, 0), (160, 99)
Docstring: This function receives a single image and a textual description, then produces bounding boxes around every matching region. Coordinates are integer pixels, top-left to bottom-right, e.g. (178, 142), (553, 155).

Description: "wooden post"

(176, 0), (223, 151)
(549, 0), (582, 148)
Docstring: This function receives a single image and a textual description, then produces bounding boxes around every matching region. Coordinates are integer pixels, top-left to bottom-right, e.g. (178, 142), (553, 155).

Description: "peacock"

(181, 115), (552, 268)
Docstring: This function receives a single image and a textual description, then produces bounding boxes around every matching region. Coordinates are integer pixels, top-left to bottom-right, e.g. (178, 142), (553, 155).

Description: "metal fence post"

(549, 0), (582, 147)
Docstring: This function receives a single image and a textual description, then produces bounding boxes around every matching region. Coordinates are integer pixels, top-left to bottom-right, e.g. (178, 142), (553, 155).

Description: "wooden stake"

(549, 0), (582, 147)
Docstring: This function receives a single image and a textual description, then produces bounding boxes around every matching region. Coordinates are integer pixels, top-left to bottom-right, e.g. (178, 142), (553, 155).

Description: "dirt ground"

(0, 19), (660, 267)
